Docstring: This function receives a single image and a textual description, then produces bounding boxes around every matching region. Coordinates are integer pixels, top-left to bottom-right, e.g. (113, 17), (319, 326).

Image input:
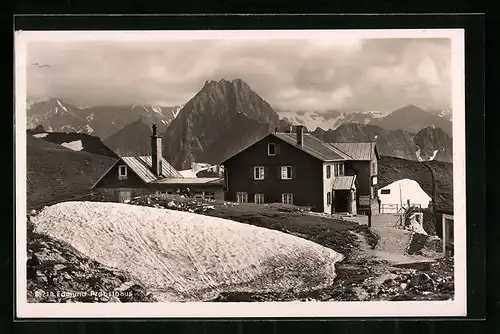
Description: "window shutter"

(251, 166), (255, 179)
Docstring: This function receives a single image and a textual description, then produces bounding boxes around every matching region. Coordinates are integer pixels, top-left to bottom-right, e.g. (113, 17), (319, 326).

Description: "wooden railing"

(380, 203), (422, 214)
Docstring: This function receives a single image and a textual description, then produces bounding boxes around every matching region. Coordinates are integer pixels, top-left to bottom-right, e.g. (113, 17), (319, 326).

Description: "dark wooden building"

(221, 125), (379, 214)
(92, 125), (224, 202)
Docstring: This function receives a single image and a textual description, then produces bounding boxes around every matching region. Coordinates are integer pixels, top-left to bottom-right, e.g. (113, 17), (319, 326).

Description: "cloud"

(26, 37), (451, 112)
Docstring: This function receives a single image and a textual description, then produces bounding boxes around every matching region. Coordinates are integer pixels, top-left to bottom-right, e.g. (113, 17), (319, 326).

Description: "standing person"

(377, 197), (381, 213)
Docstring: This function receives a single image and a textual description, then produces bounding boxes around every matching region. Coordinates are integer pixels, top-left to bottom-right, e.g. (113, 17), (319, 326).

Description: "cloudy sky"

(26, 36), (451, 112)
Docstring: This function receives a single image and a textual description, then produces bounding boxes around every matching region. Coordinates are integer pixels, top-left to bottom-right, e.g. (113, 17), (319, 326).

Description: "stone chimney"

(151, 124), (162, 177)
(296, 125), (304, 147)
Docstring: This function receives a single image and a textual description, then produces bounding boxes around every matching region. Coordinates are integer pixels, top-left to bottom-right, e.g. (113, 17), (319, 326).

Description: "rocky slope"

(103, 118), (155, 157)
(414, 126), (453, 162)
(162, 79), (281, 170)
(312, 123), (453, 163)
(196, 112), (275, 164)
(26, 134), (117, 209)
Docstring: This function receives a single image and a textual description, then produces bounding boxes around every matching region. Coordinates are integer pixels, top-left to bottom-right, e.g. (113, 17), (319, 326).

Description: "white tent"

(378, 178), (431, 213)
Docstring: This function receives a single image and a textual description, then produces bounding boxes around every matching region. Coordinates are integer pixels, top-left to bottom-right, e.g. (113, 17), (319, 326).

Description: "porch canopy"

(332, 175), (357, 190)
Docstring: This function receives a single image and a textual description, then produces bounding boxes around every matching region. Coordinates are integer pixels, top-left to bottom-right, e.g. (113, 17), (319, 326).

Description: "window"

(205, 192), (216, 201)
(237, 192), (248, 203)
(254, 193), (265, 204)
(327, 192), (331, 205)
(371, 161), (377, 175)
(118, 165), (127, 180)
(281, 193), (293, 205)
(254, 166), (265, 180)
(194, 191), (204, 199)
(281, 166), (292, 180)
(268, 143), (276, 156)
(381, 189), (391, 195)
(333, 163), (344, 177)
(326, 165), (331, 179)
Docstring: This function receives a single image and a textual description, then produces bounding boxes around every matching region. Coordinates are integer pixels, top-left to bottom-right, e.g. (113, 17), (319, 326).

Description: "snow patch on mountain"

(437, 109), (452, 120)
(278, 110), (391, 131)
(415, 147), (424, 162)
(85, 112), (95, 122)
(33, 133), (48, 138)
(279, 111), (341, 131)
(361, 110), (389, 119)
(151, 106), (164, 115)
(84, 124), (94, 134)
(61, 140), (83, 151)
(429, 150), (439, 161)
(56, 100), (68, 113)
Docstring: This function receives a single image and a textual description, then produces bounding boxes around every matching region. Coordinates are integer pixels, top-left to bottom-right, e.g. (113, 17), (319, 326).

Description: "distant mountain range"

(277, 109), (389, 132)
(279, 104), (452, 137)
(312, 123), (452, 163)
(369, 104), (452, 137)
(26, 99), (182, 139)
(26, 79), (453, 167)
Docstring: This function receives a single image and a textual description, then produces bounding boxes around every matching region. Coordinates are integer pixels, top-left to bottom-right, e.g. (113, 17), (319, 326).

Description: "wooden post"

(442, 214), (447, 255)
(368, 198), (372, 227)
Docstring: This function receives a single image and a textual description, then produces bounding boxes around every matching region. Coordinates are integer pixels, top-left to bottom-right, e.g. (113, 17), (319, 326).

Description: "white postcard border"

(14, 28), (466, 318)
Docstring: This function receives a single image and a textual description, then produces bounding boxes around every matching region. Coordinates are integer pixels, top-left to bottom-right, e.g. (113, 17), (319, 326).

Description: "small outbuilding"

(378, 178), (431, 213)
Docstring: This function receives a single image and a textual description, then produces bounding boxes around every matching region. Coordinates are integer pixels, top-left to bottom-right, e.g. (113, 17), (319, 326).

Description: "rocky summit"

(162, 79), (282, 170)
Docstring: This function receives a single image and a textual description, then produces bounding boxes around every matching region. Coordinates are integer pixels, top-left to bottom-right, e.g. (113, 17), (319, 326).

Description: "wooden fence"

(380, 203), (422, 214)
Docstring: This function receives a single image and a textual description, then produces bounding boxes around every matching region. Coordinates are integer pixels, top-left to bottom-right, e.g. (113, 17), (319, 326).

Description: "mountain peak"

(202, 78), (250, 89)
(163, 78), (279, 169)
(394, 104), (427, 114)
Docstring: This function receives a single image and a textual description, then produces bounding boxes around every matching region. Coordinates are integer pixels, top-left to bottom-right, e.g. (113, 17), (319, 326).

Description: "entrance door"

(118, 190), (131, 203)
(334, 190), (349, 213)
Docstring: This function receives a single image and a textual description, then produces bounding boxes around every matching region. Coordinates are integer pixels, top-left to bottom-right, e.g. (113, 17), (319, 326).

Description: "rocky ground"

(26, 194), (454, 303)
(26, 211), (156, 303)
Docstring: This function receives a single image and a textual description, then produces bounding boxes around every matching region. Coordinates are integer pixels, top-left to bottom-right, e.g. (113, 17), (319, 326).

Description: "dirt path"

(350, 213), (436, 266)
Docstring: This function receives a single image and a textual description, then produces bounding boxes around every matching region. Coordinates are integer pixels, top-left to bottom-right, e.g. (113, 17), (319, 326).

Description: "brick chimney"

(295, 125), (304, 147)
(151, 124), (162, 177)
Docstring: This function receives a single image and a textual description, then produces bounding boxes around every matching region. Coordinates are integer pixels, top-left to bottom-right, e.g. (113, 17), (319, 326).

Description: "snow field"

(30, 201), (344, 301)
(60, 140), (83, 151)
